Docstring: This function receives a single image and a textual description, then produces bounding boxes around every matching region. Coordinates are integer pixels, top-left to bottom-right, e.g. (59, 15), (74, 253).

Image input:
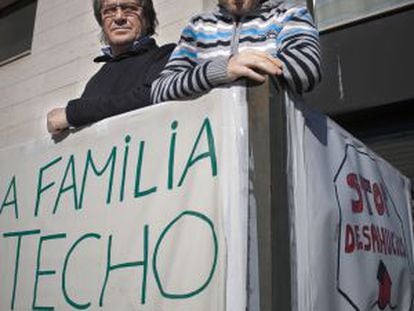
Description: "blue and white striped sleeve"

(151, 21), (230, 104)
(276, 6), (322, 93)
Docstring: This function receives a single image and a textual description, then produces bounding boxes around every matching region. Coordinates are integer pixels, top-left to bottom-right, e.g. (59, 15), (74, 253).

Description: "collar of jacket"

(215, 0), (283, 20)
(94, 36), (156, 63)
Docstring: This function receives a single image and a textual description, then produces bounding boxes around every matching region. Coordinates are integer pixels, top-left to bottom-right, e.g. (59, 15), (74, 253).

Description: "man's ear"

(139, 14), (148, 37)
(100, 30), (108, 44)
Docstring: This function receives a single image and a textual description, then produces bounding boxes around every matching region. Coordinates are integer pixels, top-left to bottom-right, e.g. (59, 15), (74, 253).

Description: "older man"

(151, 0), (321, 103)
(47, 0), (174, 134)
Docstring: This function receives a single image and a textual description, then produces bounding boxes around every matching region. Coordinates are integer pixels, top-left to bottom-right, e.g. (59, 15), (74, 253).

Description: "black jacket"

(66, 38), (175, 127)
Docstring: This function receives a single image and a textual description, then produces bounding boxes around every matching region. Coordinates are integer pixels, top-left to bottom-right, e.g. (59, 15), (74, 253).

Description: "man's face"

(101, 0), (145, 55)
(218, 0), (260, 15)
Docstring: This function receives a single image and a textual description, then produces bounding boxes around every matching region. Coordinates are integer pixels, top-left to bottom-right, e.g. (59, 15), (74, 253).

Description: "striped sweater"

(151, 0), (321, 103)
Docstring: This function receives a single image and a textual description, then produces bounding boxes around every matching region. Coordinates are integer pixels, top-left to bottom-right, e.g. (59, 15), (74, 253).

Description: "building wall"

(0, 0), (214, 147)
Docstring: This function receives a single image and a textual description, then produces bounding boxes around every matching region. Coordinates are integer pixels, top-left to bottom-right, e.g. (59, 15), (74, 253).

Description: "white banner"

(0, 87), (249, 311)
(287, 93), (414, 311)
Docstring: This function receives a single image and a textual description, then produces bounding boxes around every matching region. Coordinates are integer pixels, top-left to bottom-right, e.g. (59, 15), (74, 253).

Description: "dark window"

(315, 0), (414, 30)
(0, 0), (38, 65)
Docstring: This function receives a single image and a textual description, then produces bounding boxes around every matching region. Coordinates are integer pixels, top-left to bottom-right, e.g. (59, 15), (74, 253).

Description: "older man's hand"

(47, 107), (69, 134)
(227, 50), (283, 83)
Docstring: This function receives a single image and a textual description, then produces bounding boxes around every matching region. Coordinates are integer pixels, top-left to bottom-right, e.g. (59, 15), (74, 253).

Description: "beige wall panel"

(155, 0), (203, 29)
(0, 31), (101, 90)
(0, 79), (91, 146)
(34, 0), (92, 35)
(1, 55), (98, 108)
(203, 0), (216, 10)
(0, 116), (51, 146)
(156, 19), (189, 45)
(36, 0), (68, 16)
(0, 82), (82, 132)
(32, 13), (99, 54)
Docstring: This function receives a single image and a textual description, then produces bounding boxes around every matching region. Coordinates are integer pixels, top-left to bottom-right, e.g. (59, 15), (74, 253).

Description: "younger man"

(151, 0), (321, 103)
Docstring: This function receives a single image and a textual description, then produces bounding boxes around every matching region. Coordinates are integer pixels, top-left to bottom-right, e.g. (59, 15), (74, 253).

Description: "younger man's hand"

(227, 50), (283, 83)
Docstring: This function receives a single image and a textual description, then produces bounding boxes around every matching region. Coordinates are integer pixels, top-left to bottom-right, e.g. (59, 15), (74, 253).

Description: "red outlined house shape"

(372, 260), (397, 310)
